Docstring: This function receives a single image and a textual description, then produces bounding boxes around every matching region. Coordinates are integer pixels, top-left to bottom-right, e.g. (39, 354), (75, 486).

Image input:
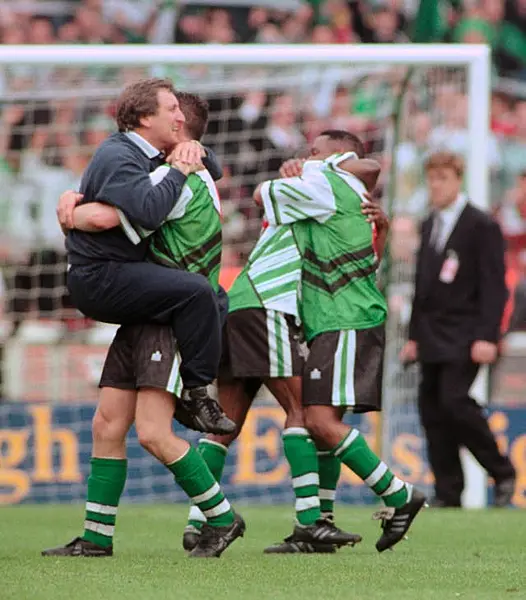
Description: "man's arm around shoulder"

(57, 190), (120, 234)
(202, 147), (223, 181)
(256, 168), (335, 226)
(339, 158), (381, 192)
(73, 203), (120, 232)
(92, 143), (189, 231)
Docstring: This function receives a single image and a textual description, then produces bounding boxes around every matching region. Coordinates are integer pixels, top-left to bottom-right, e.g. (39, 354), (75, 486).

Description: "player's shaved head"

(311, 130), (365, 160)
(318, 129), (365, 158)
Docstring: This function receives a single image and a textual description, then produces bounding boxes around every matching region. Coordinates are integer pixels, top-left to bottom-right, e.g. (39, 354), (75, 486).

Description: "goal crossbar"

(0, 43), (490, 66)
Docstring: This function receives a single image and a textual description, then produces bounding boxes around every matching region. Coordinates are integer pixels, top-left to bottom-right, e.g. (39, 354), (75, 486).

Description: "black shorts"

(99, 324), (183, 396)
(302, 325), (385, 413)
(221, 308), (305, 380)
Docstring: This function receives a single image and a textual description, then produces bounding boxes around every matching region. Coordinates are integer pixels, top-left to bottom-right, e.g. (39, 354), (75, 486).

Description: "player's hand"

(57, 190), (83, 231)
(170, 159), (204, 176)
(170, 140), (204, 164)
(400, 340), (418, 364)
(362, 199), (389, 232)
(471, 340), (498, 364)
(279, 158), (304, 178)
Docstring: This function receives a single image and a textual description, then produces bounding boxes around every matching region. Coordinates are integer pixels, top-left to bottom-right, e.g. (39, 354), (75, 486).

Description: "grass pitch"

(1, 505), (524, 600)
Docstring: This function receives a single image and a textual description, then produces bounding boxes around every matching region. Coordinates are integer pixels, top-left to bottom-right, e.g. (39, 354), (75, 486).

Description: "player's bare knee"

(94, 389), (135, 443)
(136, 431), (159, 456)
(275, 395), (304, 428)
(283, 407), (304, 429)
(91, 411), (109, 443)
(304, 407), (334, 445)
(266, 377), (303, 426)
(92, 408), (128, 444)
(135, 423), (167, 457)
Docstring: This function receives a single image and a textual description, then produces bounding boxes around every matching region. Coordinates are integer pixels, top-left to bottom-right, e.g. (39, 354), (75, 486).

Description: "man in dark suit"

(401, 151), (516, 508)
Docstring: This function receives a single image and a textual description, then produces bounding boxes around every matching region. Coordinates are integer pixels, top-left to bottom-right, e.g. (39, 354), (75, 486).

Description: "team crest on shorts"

(309, 368), (321, 380)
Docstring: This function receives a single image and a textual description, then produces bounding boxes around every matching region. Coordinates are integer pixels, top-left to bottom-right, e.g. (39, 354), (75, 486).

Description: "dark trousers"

(67, 261), (222, 388)
(418, 360), (515, 506)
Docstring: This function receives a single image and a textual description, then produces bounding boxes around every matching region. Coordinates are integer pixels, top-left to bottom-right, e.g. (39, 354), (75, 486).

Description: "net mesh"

(0, 59), (474, 504)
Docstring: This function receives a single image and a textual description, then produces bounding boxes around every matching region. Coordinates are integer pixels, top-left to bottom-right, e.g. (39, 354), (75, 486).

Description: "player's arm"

(278, 156), (380, 192)
(202, 146), (223, 181)
(57, 191), (120, 234)
(95, 146), (199, 230)
(116, 165), (191, 245)
(83, 201), (160, 245)
(57, 190), (83, 232)
(339, 158), (381, 192)
(72, 203), (120, 232)
(361, 199), (389, 261)
(255, 171), (336, 226)
(170, 141), (223, 181)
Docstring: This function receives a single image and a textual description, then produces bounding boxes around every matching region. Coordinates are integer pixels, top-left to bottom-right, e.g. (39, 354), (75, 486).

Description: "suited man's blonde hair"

(424, 152), (464, 179)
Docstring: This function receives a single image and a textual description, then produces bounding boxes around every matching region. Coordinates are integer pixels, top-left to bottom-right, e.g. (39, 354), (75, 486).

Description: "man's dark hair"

(319, 129), (365, 158)
(116, 78), (176, 132)
(175, 91), (209, 141)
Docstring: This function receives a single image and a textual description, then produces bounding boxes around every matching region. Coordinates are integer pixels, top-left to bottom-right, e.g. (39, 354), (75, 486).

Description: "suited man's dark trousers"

(418, 360), (515, 506)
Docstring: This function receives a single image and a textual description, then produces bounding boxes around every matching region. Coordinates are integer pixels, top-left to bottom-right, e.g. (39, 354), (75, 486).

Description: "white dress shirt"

(431, 193), (468, 253)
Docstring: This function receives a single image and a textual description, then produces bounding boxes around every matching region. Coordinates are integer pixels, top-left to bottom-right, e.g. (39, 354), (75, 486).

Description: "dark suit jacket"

(409, 202), (508, 363)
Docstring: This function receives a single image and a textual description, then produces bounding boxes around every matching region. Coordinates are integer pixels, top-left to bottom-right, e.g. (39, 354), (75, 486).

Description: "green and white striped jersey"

(228, 223), (303, 317)
(228, 155), (358, 318)
(118, 166), (222, 291)
(260, 152), (387, 342)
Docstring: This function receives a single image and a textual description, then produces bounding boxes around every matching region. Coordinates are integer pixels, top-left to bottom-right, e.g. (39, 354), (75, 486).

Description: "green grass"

(0, 505), (524, 600)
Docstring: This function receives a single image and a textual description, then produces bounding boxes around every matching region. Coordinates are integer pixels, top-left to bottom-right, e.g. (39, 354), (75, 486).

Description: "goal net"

(0, 45), (490, 507)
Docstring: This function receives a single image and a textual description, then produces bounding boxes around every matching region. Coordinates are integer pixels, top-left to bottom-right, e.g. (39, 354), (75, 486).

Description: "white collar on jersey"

(304, 152), (358, 172)
(303, 159), (324, 172)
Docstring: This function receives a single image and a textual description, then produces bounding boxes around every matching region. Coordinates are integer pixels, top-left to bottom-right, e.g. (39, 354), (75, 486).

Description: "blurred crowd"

(0, 0), (526, 337)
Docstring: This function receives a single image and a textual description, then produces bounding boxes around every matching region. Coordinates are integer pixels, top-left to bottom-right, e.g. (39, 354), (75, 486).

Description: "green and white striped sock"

(317, 450), (341, 520)
(188, 439), (228, 530)
(167, 445), (234, 527)
(82, 457), (127, 548)
(332, 429), (412, 508)
(282, 427), (320, 525)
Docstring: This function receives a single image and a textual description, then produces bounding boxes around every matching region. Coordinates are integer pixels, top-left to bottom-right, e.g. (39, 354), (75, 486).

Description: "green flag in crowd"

(412, 0), (525, 74)
(412, 0), (461, 43)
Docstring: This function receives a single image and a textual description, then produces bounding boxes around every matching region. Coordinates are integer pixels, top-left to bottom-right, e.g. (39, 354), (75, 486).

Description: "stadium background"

(0, 0), (525, 509)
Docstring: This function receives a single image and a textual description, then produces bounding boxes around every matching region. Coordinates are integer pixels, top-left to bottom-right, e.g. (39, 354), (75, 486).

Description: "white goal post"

(0, 44), (491, 508)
